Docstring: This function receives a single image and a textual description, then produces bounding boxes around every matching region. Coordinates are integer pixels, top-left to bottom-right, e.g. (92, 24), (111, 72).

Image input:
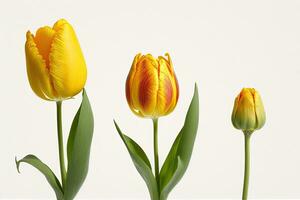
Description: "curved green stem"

(153, 118), (160, 194)
(242, 131), (252, 200)
(56, 101), (67, 189)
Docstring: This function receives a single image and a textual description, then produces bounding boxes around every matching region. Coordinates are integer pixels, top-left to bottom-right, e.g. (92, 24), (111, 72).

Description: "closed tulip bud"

(125, 53), (179, 118)
(25, 19), (87, 101)
(231, 88), (266, 132)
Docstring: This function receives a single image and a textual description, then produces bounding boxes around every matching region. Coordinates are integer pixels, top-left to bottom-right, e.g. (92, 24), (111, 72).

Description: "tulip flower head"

(25, 19), (87, 101)
(231, 88), (266, 132)
(126, 53), (179, 118)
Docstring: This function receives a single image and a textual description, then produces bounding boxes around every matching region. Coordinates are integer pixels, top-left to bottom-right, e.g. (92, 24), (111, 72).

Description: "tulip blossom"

(232, 88), (266, 131)
(25, 19), (87, 101)
(126, 53), (179, 118)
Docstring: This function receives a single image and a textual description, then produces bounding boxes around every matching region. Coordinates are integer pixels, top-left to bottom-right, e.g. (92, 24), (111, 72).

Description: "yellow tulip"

(126, 53), (179, 118)
(25, 19), (87, 101)
(231, 88), (266, 131)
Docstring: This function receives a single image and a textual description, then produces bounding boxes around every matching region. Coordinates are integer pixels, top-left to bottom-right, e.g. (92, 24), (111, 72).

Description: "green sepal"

(15, 154), (64, 200)
(64, 89), (94, 200)
(159, 84), (199, 200)
(114, 120), (159, 200)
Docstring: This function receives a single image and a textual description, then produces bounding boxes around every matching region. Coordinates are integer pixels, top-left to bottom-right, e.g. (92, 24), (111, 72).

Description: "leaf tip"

(15, 156), (21, 173)
(113, 120), (123, 137)
(194, 83), (198, 94)
(113, 119), (118, 128)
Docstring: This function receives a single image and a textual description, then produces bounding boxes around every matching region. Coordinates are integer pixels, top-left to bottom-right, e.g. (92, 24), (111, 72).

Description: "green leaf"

(114, 120), (159, 200)
(15, 154), (64, 200)
(64, 89), (94, 200)
(159, 84), (199, 200)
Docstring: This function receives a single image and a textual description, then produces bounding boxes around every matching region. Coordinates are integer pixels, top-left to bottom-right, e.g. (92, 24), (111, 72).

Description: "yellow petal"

(131, 54), (159, 117)
(231, 95), (240, 129)
(25, 31), (55, 100)
(126, 53), (143, 117)
(254, 90), (266, 129)
(155, 56), (178, 116)
(49, 19), (87, 99)
(163, 54), (179, 115)
(34, 26), (56, 67)
(235, 88), (256, 130)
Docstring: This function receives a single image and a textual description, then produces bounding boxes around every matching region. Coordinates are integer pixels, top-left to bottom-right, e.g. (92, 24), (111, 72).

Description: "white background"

(0, 0), (300, 199)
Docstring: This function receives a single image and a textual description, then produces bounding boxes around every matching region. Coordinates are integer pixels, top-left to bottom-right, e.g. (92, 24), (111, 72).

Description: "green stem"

(153, 118), (160, 194)
(242, 131), (252, 200)
(56, 101), (67, 189)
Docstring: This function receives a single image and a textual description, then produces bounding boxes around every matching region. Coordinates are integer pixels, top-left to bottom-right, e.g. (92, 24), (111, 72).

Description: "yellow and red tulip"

(115, 52), (199, 200)
(231, 88), (266, 132)
(25, 19), (87, 101)
(231, 88), (266, 200)
(125, 53), (179, 118)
